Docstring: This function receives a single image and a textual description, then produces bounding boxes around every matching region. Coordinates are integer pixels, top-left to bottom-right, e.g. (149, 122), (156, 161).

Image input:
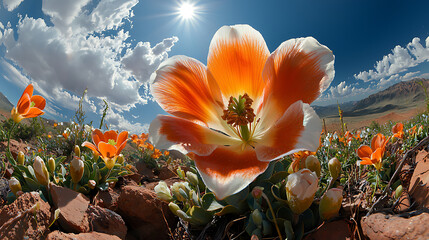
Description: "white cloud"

(104, 108), (149, 134)
(121, 36), (178, 83)
(3, 0), (24, 11)
(355, 36), (429, 82)
(0, 0), (178, 133)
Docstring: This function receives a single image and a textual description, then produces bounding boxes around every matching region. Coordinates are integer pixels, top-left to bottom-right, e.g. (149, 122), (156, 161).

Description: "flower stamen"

(222, 93), (257, 144)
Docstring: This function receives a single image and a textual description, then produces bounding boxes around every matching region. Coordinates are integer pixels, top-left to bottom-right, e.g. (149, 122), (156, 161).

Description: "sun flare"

(178, 2), (195, 20)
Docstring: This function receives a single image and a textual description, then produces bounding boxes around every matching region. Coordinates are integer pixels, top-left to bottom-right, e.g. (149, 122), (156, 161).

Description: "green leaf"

(201, 193), (224, 211)
(106, 177), (118, 183)
(215, 205), (240, 216)
(187, 206), (213, 226)
(269, 171), (289, 184)
(55, 156), (67, 166)
(24, 176), (40, 191)
(271, 185), (288, 205)
(223, 185), (249, 207)
(284, 220), (294, 240)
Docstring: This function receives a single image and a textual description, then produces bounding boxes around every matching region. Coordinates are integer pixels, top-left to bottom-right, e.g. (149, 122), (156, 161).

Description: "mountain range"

(313, 78), (429, 118)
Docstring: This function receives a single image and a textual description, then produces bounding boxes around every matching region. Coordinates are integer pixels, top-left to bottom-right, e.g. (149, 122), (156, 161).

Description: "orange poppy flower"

(151, 148), (162, 159)
(82, 129), (128, 169)
(149, 24), (334, 199)
(354, 130), (362, 141)
(408, 125), (417, 137)
(392, 123), (404, 139)
(11, 84), (46, 123)
(356, 133), (390, 171)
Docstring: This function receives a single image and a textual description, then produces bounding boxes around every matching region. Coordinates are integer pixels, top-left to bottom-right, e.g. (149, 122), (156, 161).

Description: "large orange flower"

(82, 129), (128, 169)
(149, 25), (335, 199)
(356, 133), (390, 171)
(11, 84), (46, 123)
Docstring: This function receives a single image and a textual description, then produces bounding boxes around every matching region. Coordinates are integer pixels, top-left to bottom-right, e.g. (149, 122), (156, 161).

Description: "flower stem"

(7, 122), (17, 162)
(262, 192), (282, 240)
(371, 170), (380, 202)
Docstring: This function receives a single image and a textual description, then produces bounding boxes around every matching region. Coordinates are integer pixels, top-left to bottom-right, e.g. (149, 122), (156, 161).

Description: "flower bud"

(74, 145), (81, 157)
(154, 181), (173, 201)
(117, 154), (124, 164)
(252, 186), (264, 199)
(88, 180), (96, 189)
(305, 155), (321, 178)
(319, 188), (343, 220)
(186, 171), (199, 186)
(48, 157), (56, 173)
(104, 157), (116, 170)
(251, 209), (263, 227)
(70, 157), (84, 184)
(286, 169), (318, 214)
(395, 185), (403, 199)
(17, 151), (25, 165)
(177, 166), (185, 179)
(168, 202), (181, 215)
(9, 177), (22, 196)
(171, 182), (190, 202)
(33, 156), (50, 186)
(328, 157), (341, 180)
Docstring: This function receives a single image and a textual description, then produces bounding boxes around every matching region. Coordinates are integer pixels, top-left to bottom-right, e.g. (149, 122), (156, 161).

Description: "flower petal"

(149, 115), (240, 156)
(371, 148), (383, 164)
(92, 129), (105, 146)
(358, 158), (373, 165)
(30, 95), (46, 110)
(371, 133), (386, 151)
(207, 24), (270, 100)
(116, 131), (128, 147)
(255, 101), (322, 161)
(193, 146), (270, 199)
(21, 107), (44, 118)
(259, 37), (334, 126)
(357, 145), (372, 159)
(21, 84), (34, 99)
(82, 142), (100, 154)
(103, 130), (118, 142)
(151, 56), (224, 127)
(17, 93), (31, 114)
(98, 142), (117, 159)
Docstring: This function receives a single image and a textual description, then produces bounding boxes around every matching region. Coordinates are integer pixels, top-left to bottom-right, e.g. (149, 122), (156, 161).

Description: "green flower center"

(30, 101), (36, 108)
(108, 139), (117, 146)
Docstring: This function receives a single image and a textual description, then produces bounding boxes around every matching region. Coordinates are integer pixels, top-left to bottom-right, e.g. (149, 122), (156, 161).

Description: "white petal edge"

(255, 101), (322, 161)
(149, 115), (190, 155)
(274, 37), (335, 93)
(197, 165), (269, 200)
(208, 24), (270, 61)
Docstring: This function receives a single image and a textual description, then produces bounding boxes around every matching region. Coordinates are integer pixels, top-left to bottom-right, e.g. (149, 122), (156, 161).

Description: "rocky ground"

(0, 138), (429, 239)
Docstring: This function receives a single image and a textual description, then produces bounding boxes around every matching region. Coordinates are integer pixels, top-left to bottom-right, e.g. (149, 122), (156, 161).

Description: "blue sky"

(0, 0), (429, 133)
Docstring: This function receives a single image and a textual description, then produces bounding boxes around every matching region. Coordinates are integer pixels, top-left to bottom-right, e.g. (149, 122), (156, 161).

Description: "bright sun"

(178, 2), (195, 20)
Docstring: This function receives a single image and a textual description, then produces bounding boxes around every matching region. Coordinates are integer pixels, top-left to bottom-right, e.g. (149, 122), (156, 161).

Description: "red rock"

(394, 192), (411, 212)
(0, 192), (52, 239)
(136, 161), (155, 178)
(87, 205), (127, 240)
(304, 220), (352, 240)
(0, 139), (28, 159)
(157, 167), (176, 180)
(118, 185), (177, 240)
(46, 230), (121, 240)
(361, 212), (429, 240)
(94, 187), (121, 211)
(49, 183), (90, 233)
(409, 150), (429, 208)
